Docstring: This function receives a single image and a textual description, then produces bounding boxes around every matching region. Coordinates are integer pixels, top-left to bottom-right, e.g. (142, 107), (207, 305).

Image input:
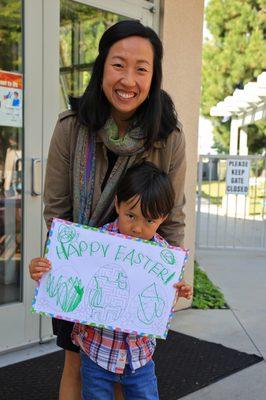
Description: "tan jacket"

(44, 110), (186, 246)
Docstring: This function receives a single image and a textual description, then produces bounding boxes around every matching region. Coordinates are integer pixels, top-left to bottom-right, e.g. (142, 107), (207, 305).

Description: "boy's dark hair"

(70, 20), (182, 148)
(116, 162), (175, 219)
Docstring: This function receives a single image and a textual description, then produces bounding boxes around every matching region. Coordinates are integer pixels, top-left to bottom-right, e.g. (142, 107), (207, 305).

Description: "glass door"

(0, 0), (44, 351)
(0, 6), (23, 306)
(0, 0), (26, 351)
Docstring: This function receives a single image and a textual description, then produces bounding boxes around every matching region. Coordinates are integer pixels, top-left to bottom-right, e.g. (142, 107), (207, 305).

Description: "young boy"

(71, 162), (192, 400)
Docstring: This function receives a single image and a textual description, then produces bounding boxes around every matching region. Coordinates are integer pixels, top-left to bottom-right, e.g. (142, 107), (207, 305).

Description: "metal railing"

(196, 154), (266, 250)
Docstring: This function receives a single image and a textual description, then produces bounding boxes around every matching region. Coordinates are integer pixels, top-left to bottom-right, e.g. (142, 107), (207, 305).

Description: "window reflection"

(0, 0), (23, 305)
(60, 0), (126, 108)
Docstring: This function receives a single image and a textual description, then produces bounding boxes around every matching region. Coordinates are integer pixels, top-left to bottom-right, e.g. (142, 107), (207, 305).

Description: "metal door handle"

(31, 158), (41, 196)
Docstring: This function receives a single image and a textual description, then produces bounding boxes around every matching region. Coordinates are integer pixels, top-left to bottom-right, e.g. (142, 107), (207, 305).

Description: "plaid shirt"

(72, 219), (168, 374)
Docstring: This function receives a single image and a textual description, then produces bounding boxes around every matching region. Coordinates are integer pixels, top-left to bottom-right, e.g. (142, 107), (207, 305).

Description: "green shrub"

(192, 262), (228, 309)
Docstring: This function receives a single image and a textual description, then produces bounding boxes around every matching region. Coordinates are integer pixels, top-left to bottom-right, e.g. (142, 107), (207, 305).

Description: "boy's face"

(115, 196), (167, 241)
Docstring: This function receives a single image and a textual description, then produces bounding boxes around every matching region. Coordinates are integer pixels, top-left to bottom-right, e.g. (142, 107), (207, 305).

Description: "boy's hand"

(173, 280), (193, 301)
(29, 257), (51, 281)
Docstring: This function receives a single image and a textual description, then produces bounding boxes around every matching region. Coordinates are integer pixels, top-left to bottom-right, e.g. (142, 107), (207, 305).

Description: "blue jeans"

(80, 352), (159, 400)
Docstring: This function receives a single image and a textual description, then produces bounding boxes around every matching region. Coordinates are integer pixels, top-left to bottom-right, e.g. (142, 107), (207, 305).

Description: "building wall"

(161, 0), (204, 307)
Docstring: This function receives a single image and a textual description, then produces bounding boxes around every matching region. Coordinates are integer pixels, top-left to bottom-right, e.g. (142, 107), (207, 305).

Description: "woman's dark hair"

(116, 162), (175, 219)
(71, 20), (181, 148)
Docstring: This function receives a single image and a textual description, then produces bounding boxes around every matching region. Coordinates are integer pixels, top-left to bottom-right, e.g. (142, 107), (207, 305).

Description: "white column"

(239, 128), (248, 155)
(230, 117), (240, 155)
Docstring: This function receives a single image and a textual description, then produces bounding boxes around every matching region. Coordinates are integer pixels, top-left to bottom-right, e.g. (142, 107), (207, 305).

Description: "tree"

(201, 0), (266, 154)
(0, 0), (22, 72)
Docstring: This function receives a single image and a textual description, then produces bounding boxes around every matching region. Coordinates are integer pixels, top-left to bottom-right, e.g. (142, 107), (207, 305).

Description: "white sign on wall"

(226, 159), (250, 195)
(32, 219), (188, 339)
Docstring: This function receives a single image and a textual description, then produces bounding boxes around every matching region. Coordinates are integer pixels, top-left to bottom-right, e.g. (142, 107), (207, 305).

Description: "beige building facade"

(162, 0), (204, 308)
(0, 0), (204, 352)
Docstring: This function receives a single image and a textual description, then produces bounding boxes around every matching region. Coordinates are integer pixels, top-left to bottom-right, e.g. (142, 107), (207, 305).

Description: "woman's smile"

(115, 90), (136, 100)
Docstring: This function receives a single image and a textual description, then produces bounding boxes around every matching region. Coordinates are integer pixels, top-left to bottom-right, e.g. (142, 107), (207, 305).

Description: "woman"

(31, 20), (186, 399)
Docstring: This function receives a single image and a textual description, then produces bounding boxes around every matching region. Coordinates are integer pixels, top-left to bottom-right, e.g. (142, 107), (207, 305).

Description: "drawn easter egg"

(45, 266), (84, 313)
(57, 224), (77, 244)
(84, 263), (130, 324)
(136, 282), (165, 326)
(123, 281), (168, 333)
(160, 249), (176, 265)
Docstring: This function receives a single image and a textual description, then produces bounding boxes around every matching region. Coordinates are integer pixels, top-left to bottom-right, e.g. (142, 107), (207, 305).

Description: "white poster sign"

(32, 219), (187, 339)
(0, 70), (23, 128)
(226, 159), (250, 195)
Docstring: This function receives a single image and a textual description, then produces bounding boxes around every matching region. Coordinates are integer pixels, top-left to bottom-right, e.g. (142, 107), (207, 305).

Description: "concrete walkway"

(170, 248), (266, 400)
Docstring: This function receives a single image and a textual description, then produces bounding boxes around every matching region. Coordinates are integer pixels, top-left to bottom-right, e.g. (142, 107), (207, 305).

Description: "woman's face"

(102, 36), (154, 121)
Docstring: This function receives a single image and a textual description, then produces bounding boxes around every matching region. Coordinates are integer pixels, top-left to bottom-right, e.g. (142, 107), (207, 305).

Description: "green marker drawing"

(160, 249), (176, 265)
(57, 224), (76, 244)
(84, 264), (130, 323)
(88, 277), (104, 309)
(137, 283), (165, 325)
(115, 272), (128, 290)
(46, 272), (84, 312)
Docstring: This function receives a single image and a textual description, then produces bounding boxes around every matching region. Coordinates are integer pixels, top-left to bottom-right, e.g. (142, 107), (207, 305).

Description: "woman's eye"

(147, 219), (154, 224)
(126, 214), (134, 220)
(137, 67), (148, 72)
(112, 63), (123, 68)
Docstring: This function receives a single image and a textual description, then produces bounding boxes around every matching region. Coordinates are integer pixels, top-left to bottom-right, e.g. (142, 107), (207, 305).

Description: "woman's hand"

(173, 280), (193, 301)
(29, 257), (51, 281)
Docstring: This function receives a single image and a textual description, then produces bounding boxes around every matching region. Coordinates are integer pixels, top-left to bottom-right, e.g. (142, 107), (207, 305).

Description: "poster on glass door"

(0, 70), (23, 128)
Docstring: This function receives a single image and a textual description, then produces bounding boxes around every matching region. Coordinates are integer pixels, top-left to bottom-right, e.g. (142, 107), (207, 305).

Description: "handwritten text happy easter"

(54, 237), (176, 286)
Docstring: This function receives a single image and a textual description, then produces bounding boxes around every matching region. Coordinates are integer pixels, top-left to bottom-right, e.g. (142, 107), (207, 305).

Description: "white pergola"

(210, 71), (266, 155)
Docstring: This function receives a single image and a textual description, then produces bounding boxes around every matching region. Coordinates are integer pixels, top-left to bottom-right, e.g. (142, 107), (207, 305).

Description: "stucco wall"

(161, 0), (204, 307)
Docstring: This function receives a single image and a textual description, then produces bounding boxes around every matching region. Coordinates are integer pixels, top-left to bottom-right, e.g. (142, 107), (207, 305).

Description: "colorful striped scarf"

(73, 117), (146, 227)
